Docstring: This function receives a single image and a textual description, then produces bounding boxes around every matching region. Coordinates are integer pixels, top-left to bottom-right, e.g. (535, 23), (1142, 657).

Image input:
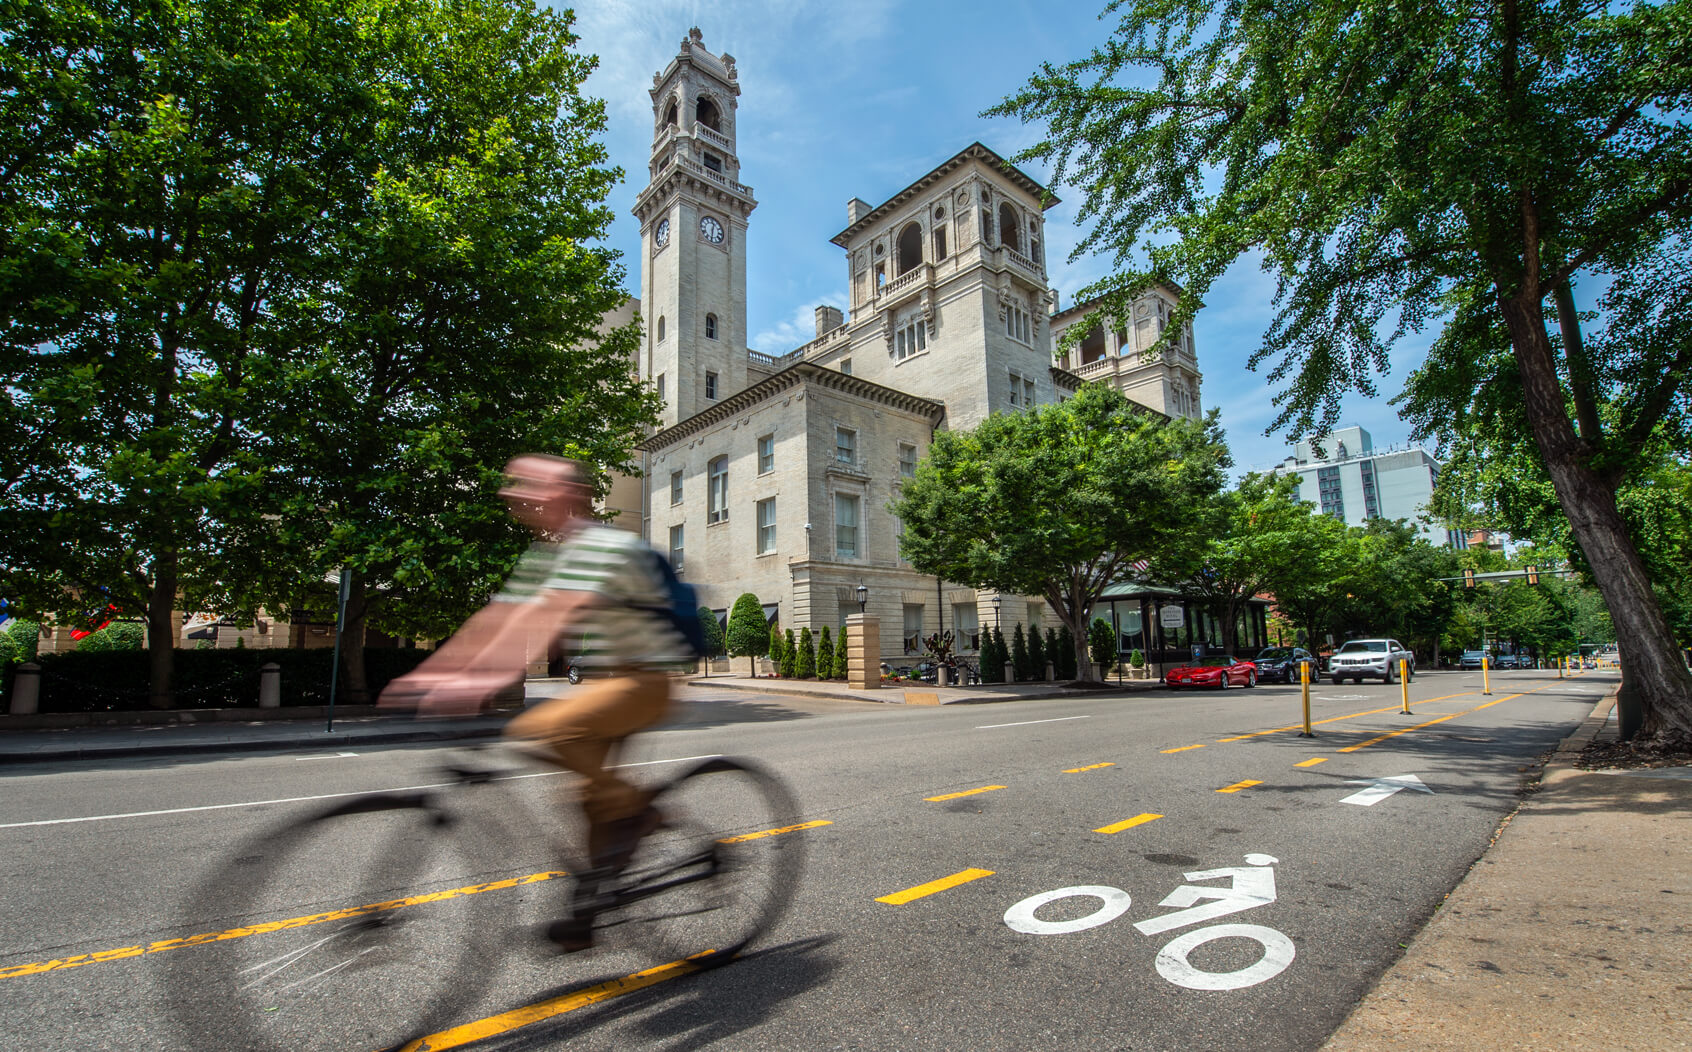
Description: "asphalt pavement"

(0, 668), (1682, 1049)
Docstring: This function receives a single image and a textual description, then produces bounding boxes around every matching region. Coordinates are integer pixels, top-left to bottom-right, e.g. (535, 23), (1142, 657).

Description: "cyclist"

(380, 454), (691, 951)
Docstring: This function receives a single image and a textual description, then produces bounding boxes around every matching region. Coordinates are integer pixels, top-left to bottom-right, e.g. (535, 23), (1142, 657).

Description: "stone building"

(621, 29), (1207, 664)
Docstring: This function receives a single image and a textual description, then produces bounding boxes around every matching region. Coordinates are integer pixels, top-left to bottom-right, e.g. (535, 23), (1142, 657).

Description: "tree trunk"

(147, 556), (177, 709)
(1499, 292), (1692, 744)
(337, 572), (370, 705)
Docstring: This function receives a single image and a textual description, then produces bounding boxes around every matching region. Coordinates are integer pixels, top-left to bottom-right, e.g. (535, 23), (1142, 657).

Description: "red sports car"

(1164, 655), (1258, 689)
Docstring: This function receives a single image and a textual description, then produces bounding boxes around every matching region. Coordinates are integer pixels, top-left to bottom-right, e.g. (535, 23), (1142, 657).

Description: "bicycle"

(165, 746), (805, 1051)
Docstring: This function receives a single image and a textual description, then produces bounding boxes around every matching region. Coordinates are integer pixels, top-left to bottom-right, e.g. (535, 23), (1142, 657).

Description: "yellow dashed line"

(1294, 757), (1328, 768)
(1095, 813), (1163, 834)
(1064, 763), (1116, 773)
(925, 785), (1006, 802)
(876, 868), (996, 905)
(1216, 780), (1263, 794)
(1160, 744), (1207, 754)
(0, 870), (567, 982)
(395, 952), (716, 1051)
(718, 820), (833, 843)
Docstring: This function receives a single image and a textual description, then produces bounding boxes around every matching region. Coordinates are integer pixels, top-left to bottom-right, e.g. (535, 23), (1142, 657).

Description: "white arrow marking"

(1340, 774), (1433, 806)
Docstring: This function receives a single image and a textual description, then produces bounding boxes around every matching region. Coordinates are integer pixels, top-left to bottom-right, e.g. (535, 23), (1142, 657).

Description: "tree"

(1088, 618), (1116, 673)
(795, 628), (816, 680)
(2, 0), (649, 707)
(992, 1), (1692, 742)
(832, 628), (850, 680)
(1261, 513), (1358, 653)
(817, 626), (834, 680)
(725, 593), (768, 676)
(892, 384), (1227, 680)
(781, 629), (798, 678)
(768, 621), (786, 673)
(697, 607), (725, 675)
(1011, 624), (1031, 682)
(1028, 622), (1047, 680)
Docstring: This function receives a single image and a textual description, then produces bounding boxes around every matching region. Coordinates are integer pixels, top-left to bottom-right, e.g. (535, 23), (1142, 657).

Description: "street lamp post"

(856, 584), (867, 613)
(991, 593), (1002, 630)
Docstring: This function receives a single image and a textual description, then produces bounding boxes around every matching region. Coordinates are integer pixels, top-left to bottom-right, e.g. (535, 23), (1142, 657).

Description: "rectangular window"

(708, 456), (728, 524)
(835, 493), (859, 558)
(656, 373), (665, 403)
(669, 470), (683, 505)
(903, 604), (925, 655)
(933, 225), (948, 260)
(1024, 377), (1036, 407)
(703, 153), (722, 172)
(894, 314), (927, 361)
(757, 433), (774, 474)
(952, 602), (980, 652)
(981, 208), (993, 244)
(1009, 370), (1023, 406)
(898, 442), (917, 477)
(757, 497), (776, 554)
(840, 358), (852, 375)
(835, 426), (856, 466)
(1005, 305), (1031, 344)
(705, 371), (718, 400)
(668, 525), (684, 574)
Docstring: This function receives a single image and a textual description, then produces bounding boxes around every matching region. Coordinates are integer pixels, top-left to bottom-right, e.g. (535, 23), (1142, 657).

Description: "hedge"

(15, 647), (430, 713)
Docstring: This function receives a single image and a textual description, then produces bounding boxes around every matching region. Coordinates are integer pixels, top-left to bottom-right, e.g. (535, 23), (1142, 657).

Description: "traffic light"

(1525, 564), (1540, 585)
(1463, 568), (1476, 589)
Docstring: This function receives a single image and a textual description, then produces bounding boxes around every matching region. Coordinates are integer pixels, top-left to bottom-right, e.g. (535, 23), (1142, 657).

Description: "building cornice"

(639, 361), (946, 451)
(830, 143), (1058, 248)
(1052, 282), (1200, 323)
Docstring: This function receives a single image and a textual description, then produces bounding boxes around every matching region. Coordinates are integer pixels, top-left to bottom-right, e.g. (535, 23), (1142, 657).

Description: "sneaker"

(544, 916), (595, 954)
(592, 804), (666, 873)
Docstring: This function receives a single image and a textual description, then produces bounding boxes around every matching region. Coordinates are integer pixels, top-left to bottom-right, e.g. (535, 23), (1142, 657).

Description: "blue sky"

(564, 1), (1436, 475)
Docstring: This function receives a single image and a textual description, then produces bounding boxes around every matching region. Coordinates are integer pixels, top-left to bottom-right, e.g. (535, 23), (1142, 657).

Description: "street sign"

(1160, 605), (1184, 629)
(1340, 774), (1433, 806)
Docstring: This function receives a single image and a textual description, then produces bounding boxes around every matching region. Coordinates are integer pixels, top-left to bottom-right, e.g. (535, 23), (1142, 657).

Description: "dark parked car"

(1495, 653), (1522, 670)
(1459, 650), (1487, 670)
(1251, 646), (1318, 684)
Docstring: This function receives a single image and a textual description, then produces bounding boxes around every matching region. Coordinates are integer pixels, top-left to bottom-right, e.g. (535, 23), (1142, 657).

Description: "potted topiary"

(1129, 648), (1147, 679)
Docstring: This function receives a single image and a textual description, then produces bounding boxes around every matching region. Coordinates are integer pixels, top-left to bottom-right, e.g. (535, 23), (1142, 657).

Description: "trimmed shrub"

(781, 629), (798, 678)
(979, 627), (1002, 682)
(76, 622), (146, 652)
(817, 626), (833, 679)
(769, 622), (786, 672)
(1028, 625), (1047, 678)
(1130, 648), (1146, 668)
(725, 593), (768, 676)
(796, 628), (816, 679)
(1089, 618), (1116, 668)
(833, 628), (850, 679)
(1011, 624), (1031, 682)
(697, 607), (726, 662)
(1055, 625), (1077, 679)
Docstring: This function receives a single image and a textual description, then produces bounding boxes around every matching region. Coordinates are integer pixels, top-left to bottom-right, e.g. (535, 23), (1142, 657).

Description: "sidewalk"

(1323, 689), (1692, 1051)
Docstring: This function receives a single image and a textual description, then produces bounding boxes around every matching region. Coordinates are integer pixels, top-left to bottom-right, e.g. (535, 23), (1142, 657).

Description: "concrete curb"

(0, 723), (508, 765)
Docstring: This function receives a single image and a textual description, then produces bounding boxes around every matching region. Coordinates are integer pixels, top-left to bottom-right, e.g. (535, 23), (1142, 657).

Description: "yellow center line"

(1095, 813), (1163, 834)
(1294, 757), (1328, 767)
(1160, 744), (1206, 754)
(718, 819), (832, 843)
(1338, 684), (1556, 753)
(0, 870), (568, 982)
(1214, 699), (1471, 743)
(1216, 780), (1263, 793)
(925, 785), (1006, 801)
(877, 868), (996, 905)
(395, 951), (717, 1051)
(1063, 762), (1116, 773)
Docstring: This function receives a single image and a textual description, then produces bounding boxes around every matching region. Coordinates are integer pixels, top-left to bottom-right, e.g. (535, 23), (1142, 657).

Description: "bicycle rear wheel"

(166, 791), (514, 1051)
(599, 757), (805, 968)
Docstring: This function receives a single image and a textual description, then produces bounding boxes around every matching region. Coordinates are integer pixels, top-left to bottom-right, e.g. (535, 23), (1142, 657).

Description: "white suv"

(1329, 638), (1415, 684)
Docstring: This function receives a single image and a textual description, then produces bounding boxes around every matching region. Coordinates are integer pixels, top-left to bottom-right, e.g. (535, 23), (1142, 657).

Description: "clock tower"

(633, 28), (757, 428)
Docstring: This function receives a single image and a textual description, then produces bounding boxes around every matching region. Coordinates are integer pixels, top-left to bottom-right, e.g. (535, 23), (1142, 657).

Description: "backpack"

(647, 549), (707, 659)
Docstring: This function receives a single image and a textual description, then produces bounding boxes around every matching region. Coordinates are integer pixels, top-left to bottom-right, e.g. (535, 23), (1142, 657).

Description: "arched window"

(656, 315), (666, 341)
(696, 96), (720, 131)
(1080, 324), (1107, 364)
(896, 222), (922, 275)
(999, 203), (1020, 253)
(707, 456), (728, 523)
(705, 313), (717, 339)
(663, 100), (677, 128)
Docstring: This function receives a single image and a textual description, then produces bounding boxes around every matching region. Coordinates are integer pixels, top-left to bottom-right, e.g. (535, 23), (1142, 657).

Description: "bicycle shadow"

(469, 934), (840, 1050)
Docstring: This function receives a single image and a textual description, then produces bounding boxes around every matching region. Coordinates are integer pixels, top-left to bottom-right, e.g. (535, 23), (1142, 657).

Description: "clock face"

(654, 218), (670, 248)
(699, 215), (724, 244)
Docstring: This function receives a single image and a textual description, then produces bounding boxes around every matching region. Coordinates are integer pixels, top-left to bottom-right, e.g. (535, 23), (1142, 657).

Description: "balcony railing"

(693, 122), (731, 150)
(677, 155), (753, 197)
(1002, 246), (1044, 278)
(877, 262), (932, 300)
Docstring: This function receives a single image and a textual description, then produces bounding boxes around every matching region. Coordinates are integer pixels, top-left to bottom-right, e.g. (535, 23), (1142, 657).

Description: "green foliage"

(75, 622), (146, 653)
(796, 628), (816, 680)
(1088, 619), (1116, 667)
(1011, 624), (1031, 682)
(781, 629), (798, 678)
(768, 621), (786, 672)
(726, 594), (768, 675)
(817, 627), (834, 680)
(892, 384), (1227, 680)
(1028, 624), (1047, 679)
(697, 607), (725, 660)
(3, 621), (40, 665)
(1055, 625), (1077, 680)
(832, 628), (850, 680)
(991, 0), (1692, 735)
(980, 626), (1005, 683)
(1130, 649), (1146, 669)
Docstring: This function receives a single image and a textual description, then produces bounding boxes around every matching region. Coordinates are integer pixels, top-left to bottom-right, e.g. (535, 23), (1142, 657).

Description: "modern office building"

(1276, 426), (1467, 547)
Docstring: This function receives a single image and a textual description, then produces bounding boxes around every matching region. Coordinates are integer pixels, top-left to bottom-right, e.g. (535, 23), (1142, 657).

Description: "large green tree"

(892, 384), (1228, 681)
(993, 0), (1692, 743)
(2, 0), (647, 704)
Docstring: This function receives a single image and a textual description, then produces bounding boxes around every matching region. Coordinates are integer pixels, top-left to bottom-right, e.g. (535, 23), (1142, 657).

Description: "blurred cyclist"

(380, 454), (690, 951)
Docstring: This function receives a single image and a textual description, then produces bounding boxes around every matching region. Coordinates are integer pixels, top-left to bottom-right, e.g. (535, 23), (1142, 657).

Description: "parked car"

(1494, 653), (1522, 670)
(1459, 650), (1487, 670)
(1165, 655), (1258, 690)
(1328, 638), (1416, 684)
(1251, 646), (1318, 684)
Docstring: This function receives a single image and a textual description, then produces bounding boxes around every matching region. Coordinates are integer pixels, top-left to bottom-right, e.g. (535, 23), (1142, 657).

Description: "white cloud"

(749, 292), (851, 355)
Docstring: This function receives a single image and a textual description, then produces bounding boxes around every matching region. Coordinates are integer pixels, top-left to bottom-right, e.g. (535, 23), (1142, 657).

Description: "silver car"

(1329, 638), (1415, 684)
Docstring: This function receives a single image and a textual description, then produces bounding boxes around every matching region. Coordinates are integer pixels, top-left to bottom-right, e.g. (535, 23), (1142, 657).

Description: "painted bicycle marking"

(1002, 853), (1293, 991)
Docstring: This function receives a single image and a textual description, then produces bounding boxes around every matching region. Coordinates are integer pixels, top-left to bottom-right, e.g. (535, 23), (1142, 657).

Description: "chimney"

(815, 304), (844, 336)
(846, 198), (872, 225)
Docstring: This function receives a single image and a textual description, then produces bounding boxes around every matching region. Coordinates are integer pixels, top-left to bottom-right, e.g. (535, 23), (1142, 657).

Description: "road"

(0, 668), (1609, 1050)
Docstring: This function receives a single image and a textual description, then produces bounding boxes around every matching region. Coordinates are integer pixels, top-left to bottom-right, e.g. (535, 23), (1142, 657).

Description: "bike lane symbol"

(1003, 853), (1295, 991)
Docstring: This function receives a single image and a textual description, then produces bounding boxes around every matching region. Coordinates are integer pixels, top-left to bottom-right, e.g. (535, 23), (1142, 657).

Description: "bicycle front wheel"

(165, 791), (508, 1051)
(603, 757), (805, 968)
